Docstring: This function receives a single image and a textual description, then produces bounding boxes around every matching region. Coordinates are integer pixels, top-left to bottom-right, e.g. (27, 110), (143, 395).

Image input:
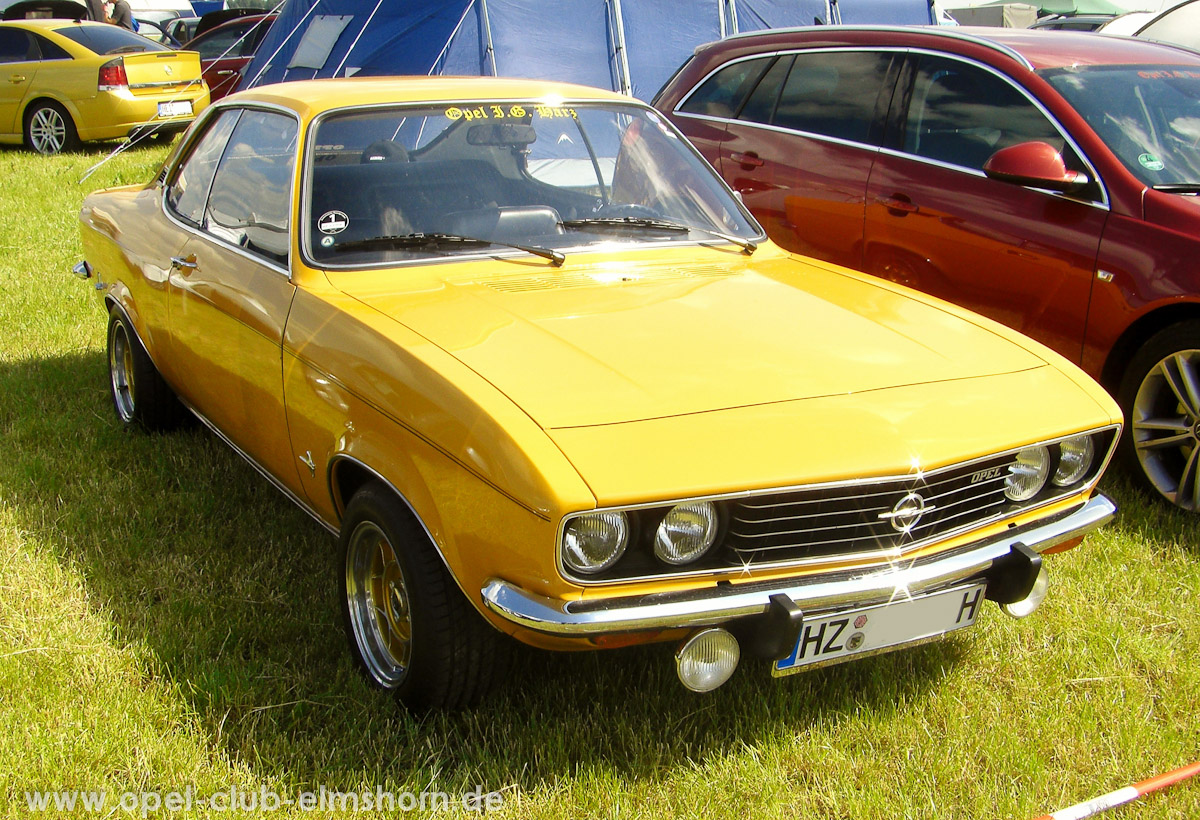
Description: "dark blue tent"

(243, 0), (934, 101)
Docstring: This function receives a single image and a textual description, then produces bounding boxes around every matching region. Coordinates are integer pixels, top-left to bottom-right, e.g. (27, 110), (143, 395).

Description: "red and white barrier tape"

(1033, 760), (1200, 820)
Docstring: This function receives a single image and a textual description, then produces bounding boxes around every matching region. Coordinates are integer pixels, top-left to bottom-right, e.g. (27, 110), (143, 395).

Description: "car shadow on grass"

(3, 350), (1191, 795)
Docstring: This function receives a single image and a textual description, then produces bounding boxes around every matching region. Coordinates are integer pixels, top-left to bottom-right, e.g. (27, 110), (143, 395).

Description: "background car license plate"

(158, 101), (192, 118)
(773, 583), (987, 676)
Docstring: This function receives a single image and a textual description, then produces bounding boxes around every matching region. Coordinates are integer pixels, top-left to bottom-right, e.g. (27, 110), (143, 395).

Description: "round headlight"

(1053, 436), (1095, 487)
(1005, 446), (1051, 501)
(562, 511), (629, 575)
(654, 501), (719, 565)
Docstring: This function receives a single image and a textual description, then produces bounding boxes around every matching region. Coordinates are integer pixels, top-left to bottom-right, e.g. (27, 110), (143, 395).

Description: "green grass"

(1, 142), (1198, 819)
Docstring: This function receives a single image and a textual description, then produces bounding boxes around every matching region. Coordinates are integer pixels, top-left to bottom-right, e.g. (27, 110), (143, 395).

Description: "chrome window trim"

(673, 45), (1110, 211)
(555, 423), (1121, 586)
(158, 100), (300, 279)
(297, 97), (765, 271)
(718, 25), (1036, 71)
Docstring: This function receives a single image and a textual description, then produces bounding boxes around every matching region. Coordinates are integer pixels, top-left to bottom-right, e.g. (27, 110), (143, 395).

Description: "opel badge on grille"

(879, 491), (935, 534)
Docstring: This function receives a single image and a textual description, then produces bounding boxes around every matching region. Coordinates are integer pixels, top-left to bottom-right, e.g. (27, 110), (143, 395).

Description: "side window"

(677, 57), (773, 118)
(166, 108), (242, 226)
(203, 110), (298, 265)
(738, 55), (792, 125)
(773, 51), (892, 144)
(904, 56), (1067, 171)
(192, 25), (250, 60)
(0, 29), (33, 63)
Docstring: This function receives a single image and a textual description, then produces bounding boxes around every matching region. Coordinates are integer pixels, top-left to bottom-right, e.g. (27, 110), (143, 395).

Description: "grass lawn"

(0, 141), (1197, 819)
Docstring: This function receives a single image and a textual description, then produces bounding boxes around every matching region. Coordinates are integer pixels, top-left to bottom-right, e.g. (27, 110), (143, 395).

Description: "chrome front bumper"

(481, 493), (1116, 637)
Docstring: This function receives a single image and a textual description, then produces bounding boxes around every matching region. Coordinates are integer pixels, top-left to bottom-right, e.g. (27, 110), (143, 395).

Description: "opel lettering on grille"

(878, 491), (936, 534)
(970, 466), (1003, 484)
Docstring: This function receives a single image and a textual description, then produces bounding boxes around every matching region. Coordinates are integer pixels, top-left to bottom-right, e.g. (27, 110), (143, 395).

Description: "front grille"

(724, 454), (1016, 564)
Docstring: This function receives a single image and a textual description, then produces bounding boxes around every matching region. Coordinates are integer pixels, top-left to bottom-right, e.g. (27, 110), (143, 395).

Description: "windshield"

(305, 101), (762, 266)
(1042, 64), (1200, 187)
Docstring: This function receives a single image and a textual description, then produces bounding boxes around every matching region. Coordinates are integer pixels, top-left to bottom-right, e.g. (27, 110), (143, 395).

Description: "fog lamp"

(675, 628), (740, 692)
(1004, 446), (1050, 501)
(654, 501), (719, 565)
(1053, 436), (1095, 487)
(1001, 565), (1049, 619)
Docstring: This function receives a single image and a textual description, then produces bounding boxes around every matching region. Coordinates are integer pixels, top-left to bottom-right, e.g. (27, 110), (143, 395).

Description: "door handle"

(730, 151), (764, 169)
(170, 255), (198, 272)
(215, 70), (236, 76)
(876, 195), (919, 215)
(9, 74), (27, 83)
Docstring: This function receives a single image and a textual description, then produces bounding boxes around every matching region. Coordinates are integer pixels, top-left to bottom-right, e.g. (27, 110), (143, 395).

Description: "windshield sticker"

(443, 104), (575, 122)
(321, 235), (335, 248)
(1139, 153), (1166, 171)
(1138, 70), (1200, 80)
(318, 210), (348, 234)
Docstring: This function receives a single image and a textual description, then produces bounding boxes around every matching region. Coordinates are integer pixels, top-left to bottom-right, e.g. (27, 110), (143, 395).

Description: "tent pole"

(610, 0), (633, 95)
(479, 0), (498, 76)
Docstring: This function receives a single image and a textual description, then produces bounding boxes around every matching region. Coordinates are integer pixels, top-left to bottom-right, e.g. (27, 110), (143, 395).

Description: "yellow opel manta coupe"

(76, 77), (1122, 710)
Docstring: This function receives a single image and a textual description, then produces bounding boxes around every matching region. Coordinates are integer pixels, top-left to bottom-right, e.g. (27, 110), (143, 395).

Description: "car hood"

(329, 248), (1047, 430)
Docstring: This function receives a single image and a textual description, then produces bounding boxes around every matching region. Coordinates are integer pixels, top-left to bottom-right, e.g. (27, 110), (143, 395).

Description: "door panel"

(863, 156), (1105, 362)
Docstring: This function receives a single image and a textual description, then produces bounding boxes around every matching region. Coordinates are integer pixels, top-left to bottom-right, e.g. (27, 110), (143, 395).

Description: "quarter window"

(904, 56), (1067, 171)
(677, 56), (773, 118)
(738, 55), (792, 125)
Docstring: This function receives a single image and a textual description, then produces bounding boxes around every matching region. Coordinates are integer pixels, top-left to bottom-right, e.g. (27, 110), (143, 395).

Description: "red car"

(656, 26), (1200, 512)
(185, 14), (275, 101)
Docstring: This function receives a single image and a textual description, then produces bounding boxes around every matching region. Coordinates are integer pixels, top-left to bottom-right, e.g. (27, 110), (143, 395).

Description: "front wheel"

(24, 101), (79, 155)
(341, 482), (509, 710)
(1118, 320), (1200, 511)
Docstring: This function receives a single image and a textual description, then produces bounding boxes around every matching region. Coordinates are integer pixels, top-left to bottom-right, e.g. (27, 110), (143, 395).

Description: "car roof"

(227, 76), (636, 119)
(710, 24), (1200, 72)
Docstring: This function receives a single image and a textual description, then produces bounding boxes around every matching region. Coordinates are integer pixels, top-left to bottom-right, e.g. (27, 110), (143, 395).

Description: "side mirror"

(983, 141), (1090, 194)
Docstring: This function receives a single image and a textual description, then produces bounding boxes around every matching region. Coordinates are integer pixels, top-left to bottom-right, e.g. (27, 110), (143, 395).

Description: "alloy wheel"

(1131, 349), (1200, 510)
(29, 107), (67, 154)
(345, 520), (412, 688)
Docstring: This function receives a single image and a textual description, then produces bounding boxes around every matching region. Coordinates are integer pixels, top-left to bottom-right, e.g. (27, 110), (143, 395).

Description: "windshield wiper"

(561, 217), (757, 254)
(332, 232), (564, 266)
(1153, 184), (1200, 194)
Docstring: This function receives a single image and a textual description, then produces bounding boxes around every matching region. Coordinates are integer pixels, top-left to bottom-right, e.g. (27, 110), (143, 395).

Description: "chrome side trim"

(483, 493), (1115, 636)
(72, 260), (91, 279)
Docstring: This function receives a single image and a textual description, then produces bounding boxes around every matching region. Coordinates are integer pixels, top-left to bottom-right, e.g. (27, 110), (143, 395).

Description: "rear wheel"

(106, 309), (187, 431)
(24, 101), (79, 155)
(1118, 320), (1200, 511)
(341, 482), (509, 710)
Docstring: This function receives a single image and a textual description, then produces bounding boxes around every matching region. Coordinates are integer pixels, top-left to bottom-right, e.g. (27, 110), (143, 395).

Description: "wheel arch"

(21, 94), (80, 132)
(1101, 303), (1200, 395)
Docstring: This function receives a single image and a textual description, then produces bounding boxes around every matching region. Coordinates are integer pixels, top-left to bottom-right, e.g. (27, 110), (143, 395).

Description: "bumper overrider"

(482, 493), (1115, 690)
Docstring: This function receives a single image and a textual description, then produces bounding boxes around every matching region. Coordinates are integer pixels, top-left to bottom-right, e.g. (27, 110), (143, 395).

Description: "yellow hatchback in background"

(77, 78), (1122, 710)
(0, 19), (208, 154)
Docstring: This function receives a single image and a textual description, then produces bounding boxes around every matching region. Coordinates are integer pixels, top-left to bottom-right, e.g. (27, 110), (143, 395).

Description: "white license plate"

(157, 100), (192, 118)
(772, 582), (986, 676)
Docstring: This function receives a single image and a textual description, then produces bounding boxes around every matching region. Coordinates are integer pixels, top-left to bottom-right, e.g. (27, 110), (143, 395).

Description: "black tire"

(106, 309), (187, 431)
(24, 101), (80, 155)
(1117, 319), (1200, 511)
(340, 482), (509, 710)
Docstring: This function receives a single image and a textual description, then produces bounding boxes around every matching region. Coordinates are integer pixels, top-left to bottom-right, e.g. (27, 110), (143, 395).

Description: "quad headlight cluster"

(1004, 433), (1102, 503)
(561, 500), (724, 577)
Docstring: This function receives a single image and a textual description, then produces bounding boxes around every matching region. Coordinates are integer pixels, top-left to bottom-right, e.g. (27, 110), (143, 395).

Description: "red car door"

(863, 54), (1107, 362)
(714, 50), (898, 271)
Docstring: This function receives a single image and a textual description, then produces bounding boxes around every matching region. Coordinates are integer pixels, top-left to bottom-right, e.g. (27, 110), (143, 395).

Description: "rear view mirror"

(983, 141), (1090, 194)
(467, 123), (537, 147)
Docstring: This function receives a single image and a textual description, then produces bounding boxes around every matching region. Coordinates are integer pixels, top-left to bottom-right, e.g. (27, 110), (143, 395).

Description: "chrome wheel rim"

(108, 323), (137, 423)
(30, 107), (67, 154)
(346, 520), (411, 688)
(1132, 348), (1200, 510)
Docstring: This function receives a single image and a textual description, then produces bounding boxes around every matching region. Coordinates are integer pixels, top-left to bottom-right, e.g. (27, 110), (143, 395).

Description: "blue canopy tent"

(243, 0), (934, 101)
